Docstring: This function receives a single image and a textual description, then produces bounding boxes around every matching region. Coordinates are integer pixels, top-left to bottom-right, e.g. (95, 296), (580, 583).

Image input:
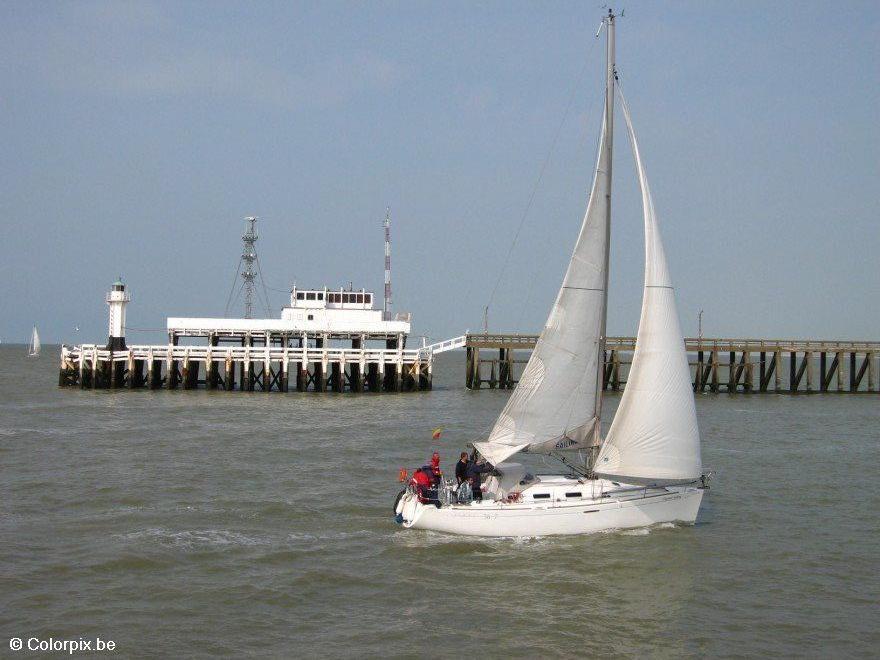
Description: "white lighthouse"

(106, 279), (130, 350)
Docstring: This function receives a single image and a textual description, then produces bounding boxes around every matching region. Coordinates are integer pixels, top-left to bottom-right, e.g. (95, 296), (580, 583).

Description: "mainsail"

(29, 326), (41, 357)
(473, 108), (612, 467)
(594, 90), (701, 484)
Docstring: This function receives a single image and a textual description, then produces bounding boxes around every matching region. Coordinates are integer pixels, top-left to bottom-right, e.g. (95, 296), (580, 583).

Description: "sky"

(1, 0), (878, 346)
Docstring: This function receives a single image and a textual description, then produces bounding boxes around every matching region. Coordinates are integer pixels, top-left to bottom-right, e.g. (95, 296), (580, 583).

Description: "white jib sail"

(595, 90), (701, 484)
(474, 108), (611, 467)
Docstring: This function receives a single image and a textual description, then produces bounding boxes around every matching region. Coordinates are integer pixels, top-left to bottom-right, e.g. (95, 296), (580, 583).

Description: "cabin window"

(532, 493), (550, 499)
(296, 292), (305, 300)
(307, 314), (314, 320)
(317, 293), (324, 301)
(344, 293), (351, 303)
(306, 292), (316, 301)
(333, 293), (341, 303)
(565, 492), (582, 498)
(365, 294), (372, 305)
(356, 294), (363, 303)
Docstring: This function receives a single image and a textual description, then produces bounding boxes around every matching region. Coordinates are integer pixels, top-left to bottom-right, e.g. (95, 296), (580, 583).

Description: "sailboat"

(28, 326), (41, 357)
(394, 11), (707, 537)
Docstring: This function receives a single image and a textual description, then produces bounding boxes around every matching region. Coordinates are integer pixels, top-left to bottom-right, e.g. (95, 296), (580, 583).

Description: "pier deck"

(59, 343), (432, 393)
(465, 334), (878, 394)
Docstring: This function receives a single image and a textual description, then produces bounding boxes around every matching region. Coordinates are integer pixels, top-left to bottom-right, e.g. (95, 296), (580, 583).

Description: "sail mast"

(591, 9), (616, 460)
(473, 10), (617, 467)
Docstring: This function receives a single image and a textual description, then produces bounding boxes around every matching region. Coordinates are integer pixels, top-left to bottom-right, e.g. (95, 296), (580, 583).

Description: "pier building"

(59, 281), (434, 393)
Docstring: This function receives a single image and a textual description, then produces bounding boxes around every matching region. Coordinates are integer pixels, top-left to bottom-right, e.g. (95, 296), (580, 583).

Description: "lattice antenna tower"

(242, 216), (258, 319)
(383, 208), (392, 321)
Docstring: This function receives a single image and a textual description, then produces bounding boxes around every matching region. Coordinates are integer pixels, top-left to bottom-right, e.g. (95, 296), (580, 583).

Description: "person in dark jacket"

(455, 452), (470, 485)
(465, 459), (493, 501)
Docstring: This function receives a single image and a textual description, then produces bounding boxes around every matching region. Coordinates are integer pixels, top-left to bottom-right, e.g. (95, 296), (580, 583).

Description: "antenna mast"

(242, 216), (258, 319)
(383, 208), (392, 321)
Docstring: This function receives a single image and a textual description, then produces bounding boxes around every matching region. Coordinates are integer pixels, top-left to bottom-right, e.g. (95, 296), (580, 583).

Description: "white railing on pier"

(419, 335), (466, 357)
(61, 344), (428, 366)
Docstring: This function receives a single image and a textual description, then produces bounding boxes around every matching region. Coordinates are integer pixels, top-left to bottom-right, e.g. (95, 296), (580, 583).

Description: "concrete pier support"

(419, 361), (432, 390)
(262, 356), (271, 392)
(166, 362), (177, 389)
(350, 336), (363, 393)
(225, 354), (234, 391)
(110, 357), (122, 388)
(466, 347), (480, 389)
(314, 337), (326, 392)
(296, 362), (308, 392)
(331, 362), (344, 392)
(148, 359), (161, 389)
(280, 354), (289, 392)
(78, 354), (87, 388)
(243, 355), (253, 392)
(206, 354), (218, 390)
(711, 350), (719, 393)
(384, 337), (400, 392)
(130, 357), (144, 389)
(367, 363), (380, 392)
(868, 352), (876, 392)
(774, 351), (782, 393)
(183, 357), (199, 389)
(182, 354), (191, 389)
(403, 362), (417, 391)
(805, 352), (813, 392)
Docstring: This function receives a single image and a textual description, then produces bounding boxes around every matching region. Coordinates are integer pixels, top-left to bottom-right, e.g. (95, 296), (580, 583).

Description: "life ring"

(393, 489), (406, 513)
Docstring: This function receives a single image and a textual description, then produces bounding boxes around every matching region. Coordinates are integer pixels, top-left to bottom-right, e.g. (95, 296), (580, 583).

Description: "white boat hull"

(395, 482), (703, 537)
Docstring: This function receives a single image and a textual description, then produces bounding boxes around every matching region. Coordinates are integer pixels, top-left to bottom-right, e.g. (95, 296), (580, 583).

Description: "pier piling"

(460, 334), (880, 396)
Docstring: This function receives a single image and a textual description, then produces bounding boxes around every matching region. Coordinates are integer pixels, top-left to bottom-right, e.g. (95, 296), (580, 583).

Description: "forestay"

(595, 90), (701, 484)
(474, 108), (611, 467)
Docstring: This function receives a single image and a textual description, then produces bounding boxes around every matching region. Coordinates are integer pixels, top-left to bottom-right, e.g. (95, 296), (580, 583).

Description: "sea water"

(1, 347), (878, 657)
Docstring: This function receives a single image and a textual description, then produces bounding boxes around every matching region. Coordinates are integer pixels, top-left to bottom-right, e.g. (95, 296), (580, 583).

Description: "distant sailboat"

(28, 326), (41, 357)
(394, 10), (707, 536)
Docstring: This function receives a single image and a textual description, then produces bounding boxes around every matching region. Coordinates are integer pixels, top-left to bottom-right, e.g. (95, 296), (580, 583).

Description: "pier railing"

(62, 344), (426, 365)
(465, 333), (880, 353)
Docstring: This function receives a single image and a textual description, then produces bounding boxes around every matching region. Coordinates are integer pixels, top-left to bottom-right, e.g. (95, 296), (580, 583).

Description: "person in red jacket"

(411, 468), (432, 502)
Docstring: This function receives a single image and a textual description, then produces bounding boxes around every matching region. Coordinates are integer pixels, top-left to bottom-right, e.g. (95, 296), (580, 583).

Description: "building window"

(306, 292), (316, 301)
(296, 292), (305, 300)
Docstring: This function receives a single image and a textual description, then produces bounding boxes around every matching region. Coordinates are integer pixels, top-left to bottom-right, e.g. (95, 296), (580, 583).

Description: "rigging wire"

(253, 253), (273, 316)
(511, 82), (606, 336)
(223, 256), (244, 317)
(225, 277), (247, 317)
(482, 37), (599, 329)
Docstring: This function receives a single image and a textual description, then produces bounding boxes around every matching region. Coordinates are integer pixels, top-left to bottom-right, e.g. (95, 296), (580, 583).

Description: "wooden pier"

(465, 334), (879, 394)
(58, 342), (432, 393)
